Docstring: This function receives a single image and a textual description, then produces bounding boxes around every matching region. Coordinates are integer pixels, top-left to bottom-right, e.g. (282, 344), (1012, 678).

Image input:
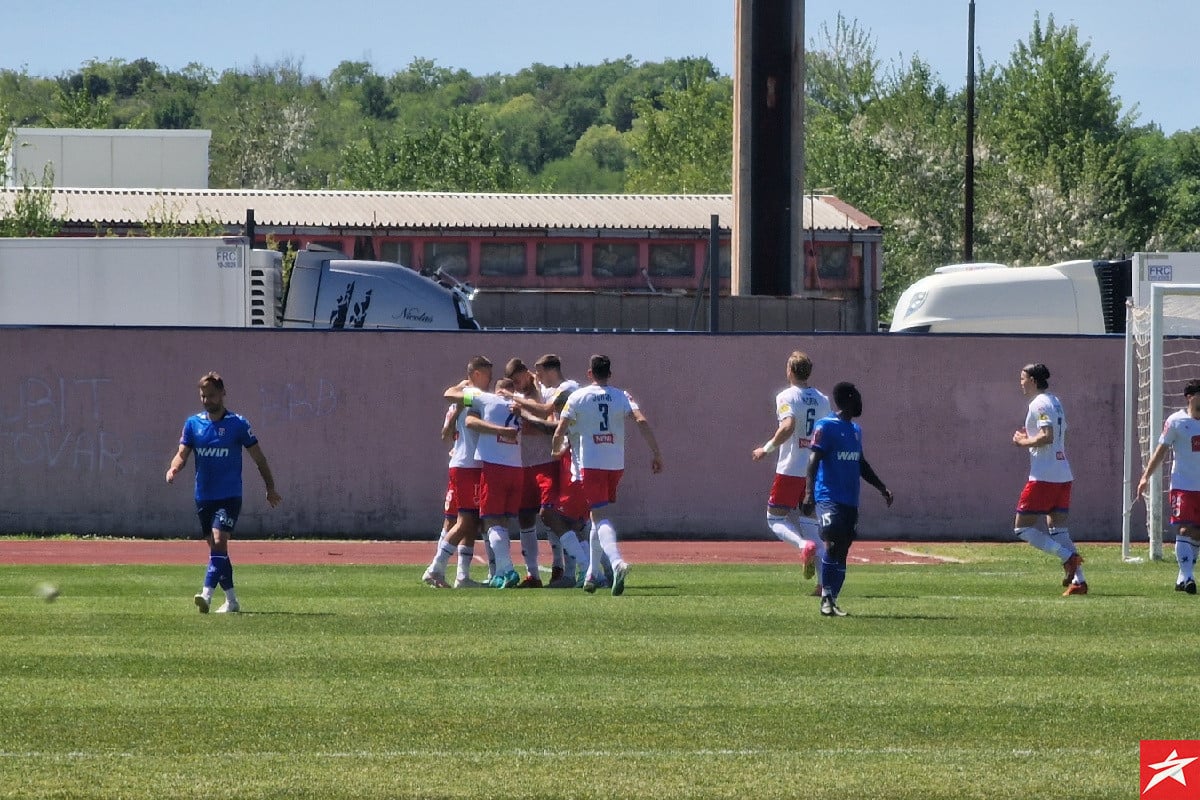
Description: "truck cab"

(890, 259), (1131, 334)
(282, 248), (480, 330)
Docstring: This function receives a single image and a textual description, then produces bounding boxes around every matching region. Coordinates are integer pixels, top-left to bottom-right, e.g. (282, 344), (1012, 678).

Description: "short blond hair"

(787, 351), (812, 381)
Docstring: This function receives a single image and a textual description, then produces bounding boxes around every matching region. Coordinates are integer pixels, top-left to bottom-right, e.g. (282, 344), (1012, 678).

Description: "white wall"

(8, 128), (210, 188)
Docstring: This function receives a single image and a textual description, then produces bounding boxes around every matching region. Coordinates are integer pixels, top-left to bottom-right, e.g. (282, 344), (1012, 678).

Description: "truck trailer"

(0, 236), (479, 330)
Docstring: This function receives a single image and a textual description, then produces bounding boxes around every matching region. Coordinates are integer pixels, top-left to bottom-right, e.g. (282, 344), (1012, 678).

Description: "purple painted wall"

(0, 328), (1128, 540)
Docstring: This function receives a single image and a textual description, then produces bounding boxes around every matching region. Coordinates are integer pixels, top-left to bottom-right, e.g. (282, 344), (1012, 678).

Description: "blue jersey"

(810, 415), (863, 507)
(180, 411), (259, 502)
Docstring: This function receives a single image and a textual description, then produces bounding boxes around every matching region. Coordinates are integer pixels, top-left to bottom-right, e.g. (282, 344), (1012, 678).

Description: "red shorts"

(1016, 480), (1072, 515)
(767, 474), (808, 510)
(581, 468), (623, 509)
(445, 467), (481, 515)
(479, 462), (524, 518)
(558, 479), (589, 522)
(521, 462), (560, 511)
(555, 451), (587, 521)
(1169, 489), (1200, 527)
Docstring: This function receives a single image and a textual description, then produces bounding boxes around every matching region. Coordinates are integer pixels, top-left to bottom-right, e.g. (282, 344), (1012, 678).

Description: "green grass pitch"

(0, 545), (1190, 799)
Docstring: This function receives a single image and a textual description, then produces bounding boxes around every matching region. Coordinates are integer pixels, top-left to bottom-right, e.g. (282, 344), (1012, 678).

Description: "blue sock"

(209, 553), (233, 590)
(204, 553), (222, 589)
(820, 553), (847, 598)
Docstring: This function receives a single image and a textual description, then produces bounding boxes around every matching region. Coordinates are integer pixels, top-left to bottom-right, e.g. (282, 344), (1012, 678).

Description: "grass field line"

(883, 548), (966, 564)
(0, 745), (1122, 761)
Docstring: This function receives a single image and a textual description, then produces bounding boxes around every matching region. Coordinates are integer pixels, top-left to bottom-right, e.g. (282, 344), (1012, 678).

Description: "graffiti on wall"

(0, 376), (127, 473)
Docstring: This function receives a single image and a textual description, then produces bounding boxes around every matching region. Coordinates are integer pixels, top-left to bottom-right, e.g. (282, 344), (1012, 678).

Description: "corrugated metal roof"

(0, 188), (882, 232)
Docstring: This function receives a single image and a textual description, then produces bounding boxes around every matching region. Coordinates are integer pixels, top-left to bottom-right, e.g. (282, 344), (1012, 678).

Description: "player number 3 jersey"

(560, 384), (636, 470)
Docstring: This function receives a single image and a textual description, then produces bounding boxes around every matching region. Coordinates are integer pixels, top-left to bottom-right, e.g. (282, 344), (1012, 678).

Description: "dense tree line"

(2, 13), (1199, 317)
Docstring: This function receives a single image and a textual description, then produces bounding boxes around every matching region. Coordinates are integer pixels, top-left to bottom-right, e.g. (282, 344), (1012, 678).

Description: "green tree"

(339, 108), (521, 191)
(202, 61), (318, 188)
(624, 63), (732, 193)
(974, 14), (1132, 261)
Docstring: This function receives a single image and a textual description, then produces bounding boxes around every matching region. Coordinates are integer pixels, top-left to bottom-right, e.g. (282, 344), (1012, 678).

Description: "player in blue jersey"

(166, 372), (282, 613)
(801, 382), (893, 617)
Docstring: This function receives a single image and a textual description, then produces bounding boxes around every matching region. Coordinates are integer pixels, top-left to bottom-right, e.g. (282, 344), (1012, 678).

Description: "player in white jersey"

(512, 353), (590, 587)
(1011, 363), (1087, 595)
(1136, 379), (1200, 593)
(552, 354), (663, 596)
(503, 357), (556, 588)
(752, 351), (831, 589)
(447, 377), (523, 588)
(424, 356), (493, 588)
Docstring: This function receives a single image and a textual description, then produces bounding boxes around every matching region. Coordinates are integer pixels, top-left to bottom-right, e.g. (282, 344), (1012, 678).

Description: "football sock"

(224, 586), (238, 604)
(431, 540), (455, 572)
(767, 513), (805, 550)
(218, 557), (234, 591)
(1016, 527), (1069, 560)
(595, 519), (623, 570)
(547, 530), (564, 571)
(519, 526), (539, 575)
(819, 552), (846, 598)
(558, 531), (588, 568)
(1049, 528), (1085, 582)
(489, 526), (514, 574)
(205, 553), (225, 589)
(456, 545), (474, 582)
(587, 522), (603, 580)
(1176, 537), (1196, 582)
(483, 536), (496, 578)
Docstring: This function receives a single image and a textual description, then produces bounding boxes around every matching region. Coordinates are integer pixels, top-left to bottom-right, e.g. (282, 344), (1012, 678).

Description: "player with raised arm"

(446, 378), (523, 588)
(552, 354), (663, 596)
(1011, 363), (1088, 595)
(801, 382), (893, 617)
(1136, 379), (1200, 593)
(166, 372), (281, 613)
(752, 351), (831, 589)
(423, 356), (493, 589)
(513, 353), (589, 587)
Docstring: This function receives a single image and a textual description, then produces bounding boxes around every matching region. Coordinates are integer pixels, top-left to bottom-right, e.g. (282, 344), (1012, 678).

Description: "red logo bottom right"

(1142, 740), (1200, 799)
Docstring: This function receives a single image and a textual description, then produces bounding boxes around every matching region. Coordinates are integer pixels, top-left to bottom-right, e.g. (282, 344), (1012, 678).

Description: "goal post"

(1124, 282), (1200, 561)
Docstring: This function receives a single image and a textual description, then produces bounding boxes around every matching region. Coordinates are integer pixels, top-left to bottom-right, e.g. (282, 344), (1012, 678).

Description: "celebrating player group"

(420, 352), (663, 596)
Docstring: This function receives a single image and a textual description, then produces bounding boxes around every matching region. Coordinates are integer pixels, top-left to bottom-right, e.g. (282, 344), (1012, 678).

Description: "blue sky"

(5, 0), (1197, 133)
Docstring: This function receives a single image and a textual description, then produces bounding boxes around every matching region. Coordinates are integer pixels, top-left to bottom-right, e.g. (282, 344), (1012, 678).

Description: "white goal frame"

(1123, 282), (1200, 561)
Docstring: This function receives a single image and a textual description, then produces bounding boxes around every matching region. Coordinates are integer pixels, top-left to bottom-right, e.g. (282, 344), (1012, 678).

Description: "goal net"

(1124, 283), (1200, 560)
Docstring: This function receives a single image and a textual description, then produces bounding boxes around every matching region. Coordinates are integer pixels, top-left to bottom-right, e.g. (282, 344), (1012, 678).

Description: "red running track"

(0, 539), (956, 566)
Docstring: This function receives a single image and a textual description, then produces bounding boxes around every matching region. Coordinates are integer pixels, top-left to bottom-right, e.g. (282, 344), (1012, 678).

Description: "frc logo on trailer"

(1148, 264), (1174, 282)
(1141, 741), (1200, 798)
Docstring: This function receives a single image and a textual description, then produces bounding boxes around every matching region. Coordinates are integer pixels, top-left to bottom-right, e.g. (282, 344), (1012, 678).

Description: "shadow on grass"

(226, 611), (338, 617)
(613, 586), (681, 596)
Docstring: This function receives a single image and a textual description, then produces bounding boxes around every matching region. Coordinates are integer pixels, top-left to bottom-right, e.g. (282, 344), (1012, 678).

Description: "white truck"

(0, 236), (480, 329)
(887, 256), (1168, 334)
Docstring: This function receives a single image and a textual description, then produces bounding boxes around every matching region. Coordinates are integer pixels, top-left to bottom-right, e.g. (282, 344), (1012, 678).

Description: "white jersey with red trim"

(560, 383), (635, 470)
(1161, 409), (1200, 491)
(467, 390), (522, 467)
(1025, 391), (1073, 482)
(447, 401), (480, 469)
(774, 385), (831, 477)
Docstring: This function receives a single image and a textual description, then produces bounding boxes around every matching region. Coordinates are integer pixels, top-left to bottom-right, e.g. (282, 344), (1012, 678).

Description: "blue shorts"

(196, 497), (242, 537)
(817, 501), (859, 545)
